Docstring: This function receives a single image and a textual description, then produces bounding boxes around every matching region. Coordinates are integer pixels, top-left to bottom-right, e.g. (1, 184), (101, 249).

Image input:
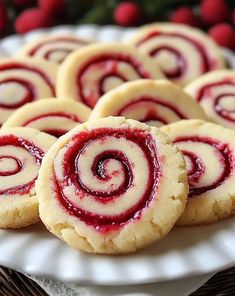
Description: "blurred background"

(0, 0), (234, 50)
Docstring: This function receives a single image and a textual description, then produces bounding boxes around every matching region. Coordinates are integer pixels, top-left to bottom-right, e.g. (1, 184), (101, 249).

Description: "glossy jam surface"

(76, 54), (151, 108)
(117, 97), (187, 126)
(175, 136), (233, 197)
(0, 135), (44, 195)
(53, 127), (162, 231)
(137, 31), (212, 79)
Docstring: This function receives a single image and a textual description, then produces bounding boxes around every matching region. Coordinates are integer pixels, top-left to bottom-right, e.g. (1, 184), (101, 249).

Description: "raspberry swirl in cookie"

(185, 70), (235, 129)
(3, 98), (91, 137)
(90, 80), (207, 127)
(0, 127), (56, 228)
(18, 35), (92, 64)
(56, 43), (164, 108)
(37, 117), (187, 254)
(129, 24), (225, 86)
(161, 120), (235, 225)
(0, 58), (58, 125)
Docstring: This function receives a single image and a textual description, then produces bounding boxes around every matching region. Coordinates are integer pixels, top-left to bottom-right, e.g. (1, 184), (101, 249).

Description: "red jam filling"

(99, 73), (127, 97)
(0, 135), (44, 195)
(23, 112), (81, 137)
(196, 80), (235, 123)
(53, 127), (162, 231)
(174, 136), (233, 197)
(0, 78), (35, 109)
(136, 31), (213, 79)
(117, 97), (187, 124)
(29, 37), (89, 63)
(45, 49), (72, 63)
(76, 54), (151, 108)
(0, 156), (22, 176)
(0, 63), (55, 106)
(150, 46), (186, 79)
(89, 150), (133, 197)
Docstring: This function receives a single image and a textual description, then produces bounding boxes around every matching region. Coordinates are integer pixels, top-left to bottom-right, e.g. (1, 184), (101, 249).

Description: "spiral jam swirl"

(116, 96), (187, 127)
(53, 127), (161, 231)
(0, 135), (44, 195)
(174, 136), (233, 197)
(76, 54), (151, 108)
(28, 37), (90, 64)
(136, 31), (215, 83)
(0, 63), (55, 110)
(22, 112), (81, 138)
(196, 80), (235, 124)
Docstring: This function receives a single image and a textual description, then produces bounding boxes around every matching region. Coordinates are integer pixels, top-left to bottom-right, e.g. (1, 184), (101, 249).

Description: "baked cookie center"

(117, 96), (187, 127)
(53, 127), (161, 232)
(197, 81), (235, 124)
(175, 136), (233, 197)
(0, 134), (44, 195)
(29, 37), (91, 64)
(77, 54), (151, 108)
(137, 31), (210, 77)
(23, 112), (81, 138)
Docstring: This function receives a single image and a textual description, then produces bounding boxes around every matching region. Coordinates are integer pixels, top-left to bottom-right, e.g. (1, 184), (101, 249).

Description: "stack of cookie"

(0, 23), (234, 255)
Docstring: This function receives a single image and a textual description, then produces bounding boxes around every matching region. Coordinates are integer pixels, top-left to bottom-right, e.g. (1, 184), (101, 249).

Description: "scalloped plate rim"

(0, 25), (234, 286)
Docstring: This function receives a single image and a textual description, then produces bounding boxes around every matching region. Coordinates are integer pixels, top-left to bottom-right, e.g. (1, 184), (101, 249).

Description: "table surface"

(0, 266), (234, 296)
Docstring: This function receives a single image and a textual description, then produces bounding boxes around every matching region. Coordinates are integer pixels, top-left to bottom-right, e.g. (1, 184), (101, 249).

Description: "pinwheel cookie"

(0, 127), (56, 228)
(128, 23), (225, 86)
(161, 120), (235, 225)
(0, 58), (58, 125)
(90, 80), (207, 127)
(56, 43), (164, 108)
(185, 70), (235, 129)
(3, 98), (91, 137)
(37, 117), (188, 254)
(17, 35), (92, 64)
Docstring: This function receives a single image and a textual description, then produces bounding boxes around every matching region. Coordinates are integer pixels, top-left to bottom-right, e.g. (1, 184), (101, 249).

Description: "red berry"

(13, 0), (34, 7)
(0, 0), (7, 33)
(200, 0), (229, 25)
(114, 2), (142, 26)
(170, 6), (198, 27)
(15, 8), (52, 34)
(209, 23), (235, 50)
(38, 0), (66, 17)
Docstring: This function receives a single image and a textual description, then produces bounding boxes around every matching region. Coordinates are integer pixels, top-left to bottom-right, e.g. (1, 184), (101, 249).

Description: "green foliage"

(75, 0), (167, 24)
(78, 0), (116, 24)
(136, 0), (165, 18)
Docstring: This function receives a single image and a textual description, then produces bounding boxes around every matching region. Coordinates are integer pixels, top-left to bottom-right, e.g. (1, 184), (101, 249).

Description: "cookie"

(161, 119), (235, 225)
(185, 70), (235, 129)
(0, 127), (56, 228)
(56, 43), (164, 108)
(0, 58), (58, 126)
(17, 35), (92, 64)
(36, 117), (188, 254)
(3, 98), (91, 137)
(128, 23), (225, 86)
(90, 80), (207, 127)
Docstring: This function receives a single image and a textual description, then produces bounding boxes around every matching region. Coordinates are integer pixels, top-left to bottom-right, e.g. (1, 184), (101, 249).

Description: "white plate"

(0, 25), (235, 286)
